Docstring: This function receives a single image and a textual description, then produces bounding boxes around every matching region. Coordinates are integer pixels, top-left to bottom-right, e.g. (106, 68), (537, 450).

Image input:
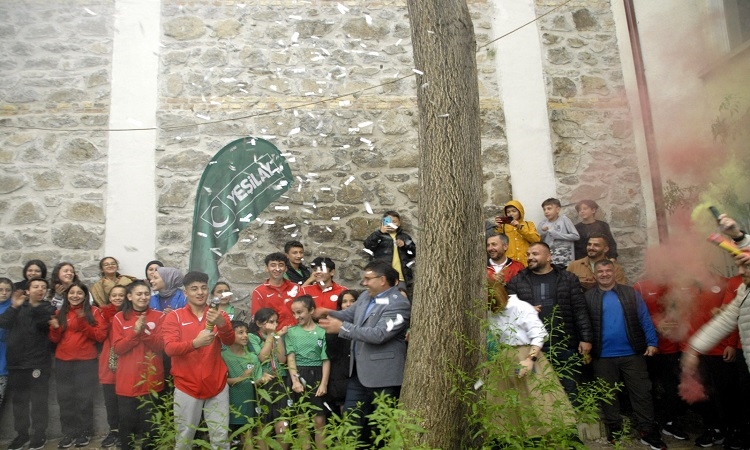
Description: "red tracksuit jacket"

(111, 308), (165, 397)
(49, 305), (107, 360)
(162, 305), (234, 399)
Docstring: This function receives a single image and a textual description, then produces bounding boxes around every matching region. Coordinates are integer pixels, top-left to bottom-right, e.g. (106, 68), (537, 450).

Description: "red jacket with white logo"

(301, 281), (348, 310)
(111, 308), (165, 397)
(49, 304), (107, 361)
(251, 279), (300, 329)
(98, 304), (119, 384)
(162, 305), (234, 399)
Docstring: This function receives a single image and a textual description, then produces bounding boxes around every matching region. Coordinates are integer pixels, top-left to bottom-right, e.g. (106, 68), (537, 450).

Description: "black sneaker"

(723, 429), (743, 450)
(29, 436), (47, 450)
(58, 436), (74, 449)
(661, 422), (688, 440)
(640, 430), (668, 450)
(101, 430), (120, 447)
(8, 435), (30, 450)
(73, 435), (90, 448)
(696, 429), (725, 447)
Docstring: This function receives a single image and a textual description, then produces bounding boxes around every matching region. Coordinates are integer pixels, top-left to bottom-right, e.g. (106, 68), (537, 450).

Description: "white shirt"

(489, 295), (547, 348)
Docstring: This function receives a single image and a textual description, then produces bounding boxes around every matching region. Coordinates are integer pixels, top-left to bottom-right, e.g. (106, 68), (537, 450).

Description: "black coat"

(363, 228), (416, 283)
(0, 300), (56, 370)
(506, 266), (593, 349)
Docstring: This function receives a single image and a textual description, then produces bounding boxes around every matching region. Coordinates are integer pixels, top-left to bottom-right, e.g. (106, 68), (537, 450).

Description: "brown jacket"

(567, 257), (626, 290)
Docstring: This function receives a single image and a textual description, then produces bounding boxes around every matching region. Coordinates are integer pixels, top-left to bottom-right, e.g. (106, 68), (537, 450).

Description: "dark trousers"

(343, 367), (400, 447)
(9, 368), (50, 439)
(101, 383), (119, 430)
(55, 359), (98, 437)
(646, 352), (685, 425)
(592, 354), (657, 432)
(694, 354), (741, 430)
(118, 393), (161, 450)
(546, 347), (582, 401)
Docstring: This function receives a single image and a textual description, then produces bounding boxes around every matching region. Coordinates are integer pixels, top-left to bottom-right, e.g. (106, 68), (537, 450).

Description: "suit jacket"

(329, 286), (411, 388)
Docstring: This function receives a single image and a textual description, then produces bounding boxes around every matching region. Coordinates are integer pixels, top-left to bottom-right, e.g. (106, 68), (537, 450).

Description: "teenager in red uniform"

(162, 271), (235, 450)
(635, 279), (689, 440)
(97, 285), (127, 448)
(685, 275), (742, 447)
(48, 282), (107, 448)
(111, 280), (165, 450)
(301, 257), (347, 310)
(251, 252), (300, 329)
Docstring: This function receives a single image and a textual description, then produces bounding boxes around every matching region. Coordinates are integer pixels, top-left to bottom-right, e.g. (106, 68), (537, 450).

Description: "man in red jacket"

(162, 271), (235, 450)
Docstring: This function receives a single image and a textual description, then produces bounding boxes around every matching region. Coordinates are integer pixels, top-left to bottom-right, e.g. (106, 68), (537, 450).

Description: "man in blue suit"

(319, 260), (411, 446)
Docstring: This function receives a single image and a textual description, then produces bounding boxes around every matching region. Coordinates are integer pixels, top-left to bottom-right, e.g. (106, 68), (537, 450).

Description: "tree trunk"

(401, 1), (485, 449)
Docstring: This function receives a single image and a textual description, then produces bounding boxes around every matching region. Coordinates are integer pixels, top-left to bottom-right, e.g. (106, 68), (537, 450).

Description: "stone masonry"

(0, 0), (647, 439)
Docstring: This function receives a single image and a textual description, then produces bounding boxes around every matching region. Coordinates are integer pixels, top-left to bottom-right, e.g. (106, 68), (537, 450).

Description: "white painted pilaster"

(106, 0), (161, 276)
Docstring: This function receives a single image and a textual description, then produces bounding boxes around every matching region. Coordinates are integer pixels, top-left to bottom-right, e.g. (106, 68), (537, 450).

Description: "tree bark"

(401, 1), (485, 449)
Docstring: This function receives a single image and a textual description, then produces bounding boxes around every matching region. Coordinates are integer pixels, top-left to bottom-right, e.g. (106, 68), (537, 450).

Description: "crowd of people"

(1, 200), (749, 450)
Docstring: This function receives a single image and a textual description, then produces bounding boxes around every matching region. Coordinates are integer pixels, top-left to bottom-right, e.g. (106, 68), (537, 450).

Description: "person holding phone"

(363, 211), (416, 292)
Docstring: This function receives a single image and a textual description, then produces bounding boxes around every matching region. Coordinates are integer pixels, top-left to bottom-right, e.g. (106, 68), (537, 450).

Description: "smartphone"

(382, 216), (392, 227)
(708, 206), (721, 223)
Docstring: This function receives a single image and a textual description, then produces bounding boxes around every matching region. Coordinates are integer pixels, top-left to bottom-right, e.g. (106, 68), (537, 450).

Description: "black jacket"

(363, 228), (416, 284)
(506, 265), (593, 349)
(584, 284), (647, 358)
(0, 300), (56, 370)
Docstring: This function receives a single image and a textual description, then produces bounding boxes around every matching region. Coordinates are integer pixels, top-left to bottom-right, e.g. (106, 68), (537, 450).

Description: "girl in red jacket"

(98, 285), (127, 448)
(49, 282), (107, 448)
(111, 280), (165, 450)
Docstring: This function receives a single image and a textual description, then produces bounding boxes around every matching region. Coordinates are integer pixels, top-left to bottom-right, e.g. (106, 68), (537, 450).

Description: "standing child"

(222, 321), (272, 448)
(248, 308), (290, 448)
(286, 296), (329, 449)
(111, 280), (165, 450)
(538, 198), (580, 268)
(212, 282), (236, 320)
(98, 285), (127, 448)
(363, 211), (417, 291)
(0, 277), (56, 450)
(48, 282), (107, 448)
(325, 290), (358, 415)
(574, 199), (618, 261)
(487, 200), (540, 267)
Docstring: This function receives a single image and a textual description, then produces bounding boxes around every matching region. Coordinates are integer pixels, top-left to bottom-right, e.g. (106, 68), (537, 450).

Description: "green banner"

(189, 137), (293, 287)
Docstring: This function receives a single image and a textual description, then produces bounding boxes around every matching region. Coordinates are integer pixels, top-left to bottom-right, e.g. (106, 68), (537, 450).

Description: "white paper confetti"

(386, 319), (395, 331)
(363, 248), (374, 256)
(360, 137), (372, 145)
(474, 379), (485, 390)
(358, 121), (373, 128)
(288, 127), (300, 136)
(412, 69), (424, 75)
(284, 224), (297, 229)
(364, 14), (372, 25)
(364, 202), (373, 214)
(337, 3), (349, 14)
(197, 232), (208, 238)
(394, 314), (404, 325)
(264, 220), (276, 225)
(344, 176), (355, 185)
(325, 227), (332, 232)
(196, 113), (210, 120)
(438, 113), (449, 118)
(291, 32), (299, 42)
(331, 217), (340, 221)
(320, 187), (331, 191)
(84, 7), (97, 15)
(274, 206), (290, 210)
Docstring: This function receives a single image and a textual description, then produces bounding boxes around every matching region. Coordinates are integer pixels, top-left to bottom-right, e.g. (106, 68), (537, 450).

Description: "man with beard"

(486, 234), (525, 285)
(567, 234), (627, 290)
(506, 242), (593, 396)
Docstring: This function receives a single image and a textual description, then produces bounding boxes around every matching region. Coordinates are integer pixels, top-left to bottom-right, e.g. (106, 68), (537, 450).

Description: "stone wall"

(154, 0), (505, 301)
(534, 0), (648, 280)
(0, 0), (114, 282)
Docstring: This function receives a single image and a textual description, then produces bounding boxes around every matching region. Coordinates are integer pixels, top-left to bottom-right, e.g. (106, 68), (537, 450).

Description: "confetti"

(474, 379), (485, 390)
(438, 113), (449, 118)
(291, 32), (299, 42)
(325, 227), (332, 232)
(360, 138), (372, 145)
(344, 176), (355, 185)
(274, 206), (290, 210)
(394, 314), (404, 325)
(337, 3), (349, 14)
(307, 172), (319, 177)
(386, 319), (395, 331)
(289, 15), (302, 20)
(412, 69), (424, 75)
(221, 77), (237, 83)
(396, 39), (402, 46)
(264, 220), (276, 225)
(197, 232), (208, 238)
(364, 14), (372, 25)
(358, 121), (373, 128)
(240, 213), (254, 222)
(196, 113), (210, 120)
(323, 402), (333, 412)
(288, 127), (300, 136)
(284, 224), (297, 229)
(84, 7), (97, 15)
(332, 217), (340, 221)
(339, 100), (351, 106)
(364, 202), (373, 214)
(320, 187), (331, 191)
(363, 248), (374, 256)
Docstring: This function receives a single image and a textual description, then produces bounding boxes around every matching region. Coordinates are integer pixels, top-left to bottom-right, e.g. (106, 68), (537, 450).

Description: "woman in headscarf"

(148, 267), (186, 313)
